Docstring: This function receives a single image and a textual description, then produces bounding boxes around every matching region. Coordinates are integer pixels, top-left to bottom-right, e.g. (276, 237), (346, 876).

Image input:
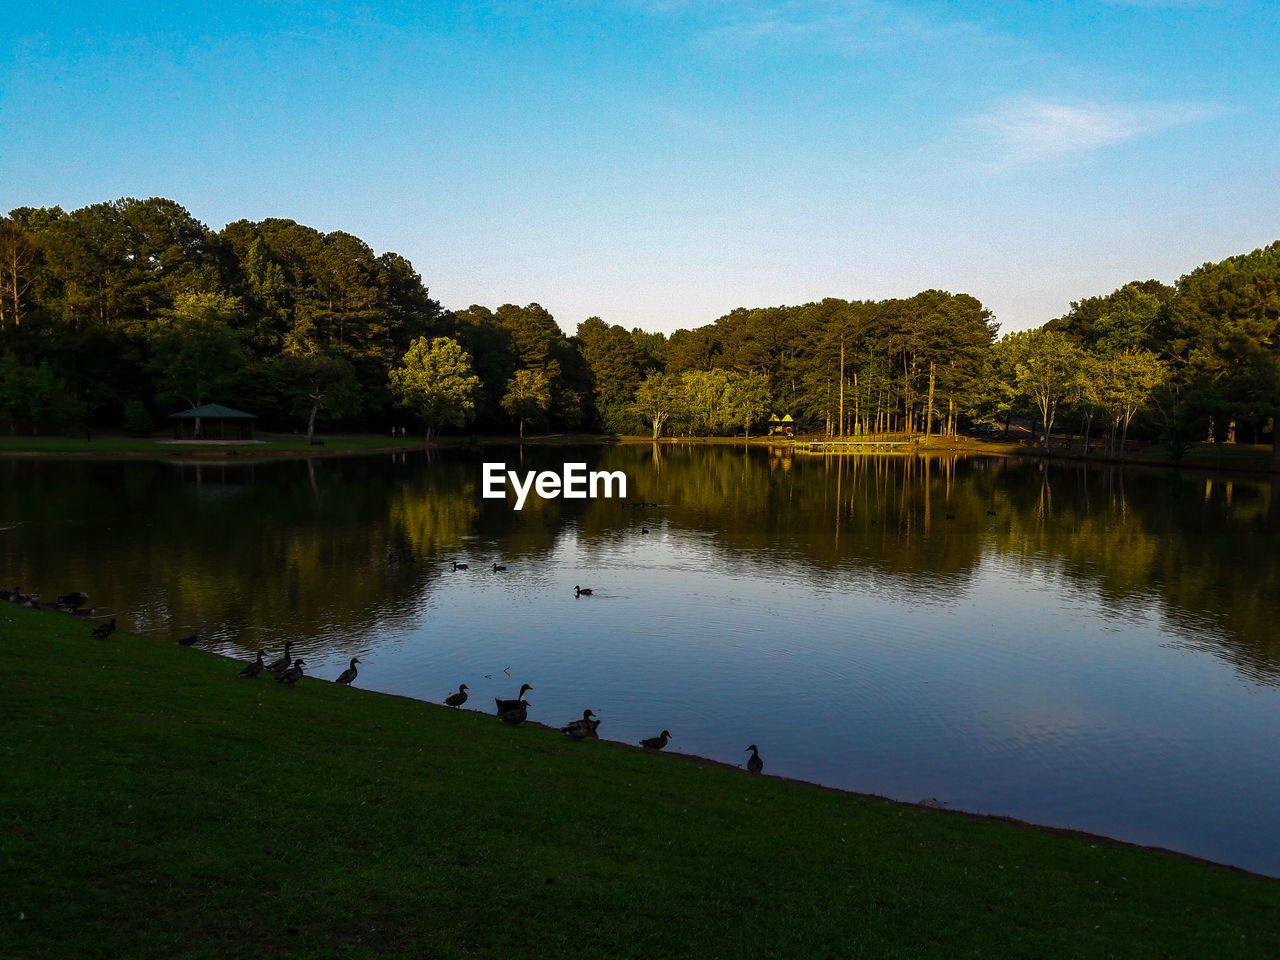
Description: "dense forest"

(0, 197), (1276, 457)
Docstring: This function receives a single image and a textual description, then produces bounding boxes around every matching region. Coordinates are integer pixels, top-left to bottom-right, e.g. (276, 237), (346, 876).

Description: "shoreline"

(7, 599), (1275, 883)
(3, 430), (1277, 477)
(6, 595), (1278, 957)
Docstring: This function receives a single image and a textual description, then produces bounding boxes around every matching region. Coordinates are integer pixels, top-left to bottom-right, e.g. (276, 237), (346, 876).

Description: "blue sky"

(3, 0), (1277, 334)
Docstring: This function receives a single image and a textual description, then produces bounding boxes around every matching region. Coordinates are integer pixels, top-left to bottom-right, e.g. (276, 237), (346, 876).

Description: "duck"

(57, 591), (89, 609)
(275, 659), (305, 686)
(90, 617), (117, 640)
(495, 683), (533, 713)
(452, 561), (468, 571)
(492, 562), (507, 572)
(497, 699), (529, 725)
(746, 744), (764, 774)
(560, 709), (601, 739)
(178, 634), (199, 646)
(444, 683), (469, 707)
(238, 650), (266, 679)
(335, 657), (361, 685)
(574, 585), (593, 597)
(266, 642), (294, 675)
(640, 730), (671, 750)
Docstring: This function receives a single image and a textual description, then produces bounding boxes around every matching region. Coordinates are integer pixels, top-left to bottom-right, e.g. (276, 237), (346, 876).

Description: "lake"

(4, 443), (1279, 875)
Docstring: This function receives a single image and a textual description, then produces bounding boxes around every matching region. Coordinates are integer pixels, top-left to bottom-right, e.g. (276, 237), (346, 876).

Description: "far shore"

(1, 429), (1277, 476)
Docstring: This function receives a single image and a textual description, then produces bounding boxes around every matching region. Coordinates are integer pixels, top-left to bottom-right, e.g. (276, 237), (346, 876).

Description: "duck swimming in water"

(574, 585), (593, 597)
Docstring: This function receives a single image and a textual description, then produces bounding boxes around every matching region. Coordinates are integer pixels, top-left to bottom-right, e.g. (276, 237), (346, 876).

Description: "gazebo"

(767, 414), (795, 437)
(168, 403), (257, 441)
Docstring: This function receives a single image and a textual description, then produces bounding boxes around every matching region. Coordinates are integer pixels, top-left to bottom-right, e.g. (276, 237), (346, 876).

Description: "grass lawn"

(2, 604), (1276, 959)
(0, 432), (426, 458)
(0, 432), (619, 459)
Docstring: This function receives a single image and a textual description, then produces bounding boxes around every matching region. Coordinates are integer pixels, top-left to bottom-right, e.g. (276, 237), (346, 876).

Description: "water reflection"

(2, 446), (1279, 874)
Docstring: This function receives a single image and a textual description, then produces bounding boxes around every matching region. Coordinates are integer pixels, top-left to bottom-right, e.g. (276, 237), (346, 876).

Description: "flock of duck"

(11, 566), (768, 774)
(230, 646), (766, 772)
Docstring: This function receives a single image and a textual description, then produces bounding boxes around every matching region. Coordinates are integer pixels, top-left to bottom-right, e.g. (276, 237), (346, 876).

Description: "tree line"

(0, 197), (1276, 458)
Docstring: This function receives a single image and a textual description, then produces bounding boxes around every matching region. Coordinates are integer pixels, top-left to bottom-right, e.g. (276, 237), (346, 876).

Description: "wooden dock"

(790, 436), (922, 454)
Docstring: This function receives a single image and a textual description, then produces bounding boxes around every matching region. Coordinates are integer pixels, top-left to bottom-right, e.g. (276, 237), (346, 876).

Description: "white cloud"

(969, 97), (1218, 167)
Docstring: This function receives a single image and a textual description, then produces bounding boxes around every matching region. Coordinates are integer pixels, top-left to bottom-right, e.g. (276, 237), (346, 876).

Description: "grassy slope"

(2, 604), (1277, 960)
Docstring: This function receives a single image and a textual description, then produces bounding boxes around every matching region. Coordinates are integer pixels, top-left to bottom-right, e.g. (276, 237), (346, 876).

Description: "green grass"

(2, 604), (1277, 959)
(0, 432), (426, 458)
(0, 432), (616, 458)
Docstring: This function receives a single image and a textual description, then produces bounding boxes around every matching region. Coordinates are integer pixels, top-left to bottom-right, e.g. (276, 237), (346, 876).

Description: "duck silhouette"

(495, 684), (532, 713)
(238, 650), (266, 679)
(275, 659), (305, 687)
(266, 642), (294, 675)
(497, 698), (530, 725)
(444, 684), (469, 707)
(335, 657), (360, 685)
(560, 709), (601, 739)
(640, 730), (671, 750)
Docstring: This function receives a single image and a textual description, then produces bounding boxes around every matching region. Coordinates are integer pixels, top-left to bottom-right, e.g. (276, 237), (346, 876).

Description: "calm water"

(4, 445), (1280, 875)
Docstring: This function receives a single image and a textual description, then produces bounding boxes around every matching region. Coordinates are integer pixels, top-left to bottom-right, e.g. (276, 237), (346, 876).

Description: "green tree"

(389, 337), (481, 440)
(633, 371), (682, 439)
(494, 302), (590, 430)
(150, 294), (249, 410)
(1166, 242), (1280, 459)
(502, 368), (552, 439)
(970, 337), (1023, 435)
(1097, 350), (1167, 456)
(277, 352), (363, 442)
(0, 356), (83, 432)
(1048, 280), (1173, 353)
(725, 372), (772, 436)
(679, 369), (732, 435)
(576, 316), (643, 433)
(0, 216), (40, 336)
(1008, 329), (1084, 447)
(121, 400), (154, 437)
(1069, 352), (1105, 455)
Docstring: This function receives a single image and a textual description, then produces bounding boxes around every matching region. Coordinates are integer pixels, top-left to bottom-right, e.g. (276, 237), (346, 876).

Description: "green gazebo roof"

(168, 403), (257, 420)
